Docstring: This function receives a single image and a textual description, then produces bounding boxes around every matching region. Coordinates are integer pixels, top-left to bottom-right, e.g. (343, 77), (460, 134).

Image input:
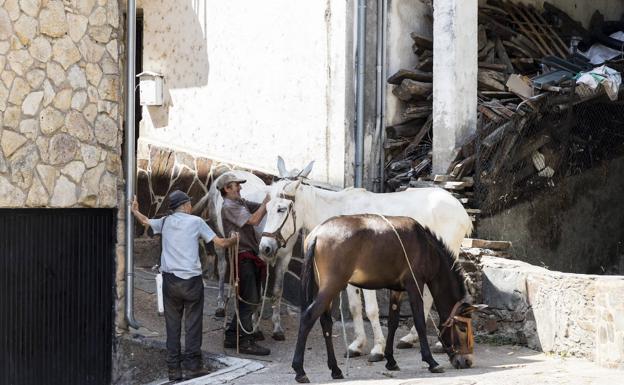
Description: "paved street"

(133, 270), (621, 385)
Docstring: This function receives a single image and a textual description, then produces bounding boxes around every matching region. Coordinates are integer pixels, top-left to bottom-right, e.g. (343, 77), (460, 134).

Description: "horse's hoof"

(344, 350), (362, 358)
(429, 365), (445, 373)
(272, 331), (285, 341)
(385, 362), (400, 371)
(396, 341), (414, 349)
(215, 308), (225, 318)
(295, 374), (310, 383)
(367, 353), (384, 362)
(331, 370), (344, 379)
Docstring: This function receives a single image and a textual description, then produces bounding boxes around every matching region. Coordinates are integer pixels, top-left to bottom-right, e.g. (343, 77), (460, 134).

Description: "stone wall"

(476, 256), (624, 369)
(0, 0), (125, 328)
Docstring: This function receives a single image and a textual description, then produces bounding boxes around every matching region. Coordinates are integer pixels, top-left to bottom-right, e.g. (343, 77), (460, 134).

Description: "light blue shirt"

(149, 212), (216, 279)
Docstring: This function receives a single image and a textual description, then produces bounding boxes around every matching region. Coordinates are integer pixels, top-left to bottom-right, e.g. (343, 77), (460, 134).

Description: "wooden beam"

(462, 238), (512, 250)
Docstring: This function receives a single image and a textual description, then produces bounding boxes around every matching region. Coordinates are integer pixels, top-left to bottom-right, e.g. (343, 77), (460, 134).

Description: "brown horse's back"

(308, 214), (439, 292)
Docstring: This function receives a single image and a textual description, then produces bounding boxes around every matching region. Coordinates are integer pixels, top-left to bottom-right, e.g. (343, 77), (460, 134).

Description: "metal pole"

(379, 0), (387, 192)
(124, 0), (140, 330)
(355, 0), (366, 188)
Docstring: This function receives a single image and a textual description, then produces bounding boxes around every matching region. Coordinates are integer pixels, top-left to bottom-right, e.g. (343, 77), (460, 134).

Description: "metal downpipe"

(355, 0), (366, 188)
(124, 0), (140, 330)
(373, 0), (387, 192)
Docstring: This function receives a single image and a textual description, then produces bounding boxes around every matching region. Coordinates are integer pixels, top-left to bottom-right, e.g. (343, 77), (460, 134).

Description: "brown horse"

(292, 214), (485, 383)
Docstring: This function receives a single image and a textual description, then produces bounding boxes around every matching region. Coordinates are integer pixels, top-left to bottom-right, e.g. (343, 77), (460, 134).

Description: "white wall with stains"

(137, 0), (349, 186)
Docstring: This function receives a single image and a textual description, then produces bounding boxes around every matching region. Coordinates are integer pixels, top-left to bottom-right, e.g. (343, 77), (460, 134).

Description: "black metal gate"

(0, 209), (116, 385)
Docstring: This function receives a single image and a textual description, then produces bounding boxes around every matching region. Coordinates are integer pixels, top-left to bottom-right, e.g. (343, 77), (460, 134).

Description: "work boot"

(184, 366), (212, 379)
(168, 367), (183, 381)
(252, 330), (265, 341)
(238, 339), (270, 356)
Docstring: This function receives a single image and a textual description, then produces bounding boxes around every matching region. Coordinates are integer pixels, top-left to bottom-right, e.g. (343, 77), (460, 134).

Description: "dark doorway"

(0, 209), (116, 385)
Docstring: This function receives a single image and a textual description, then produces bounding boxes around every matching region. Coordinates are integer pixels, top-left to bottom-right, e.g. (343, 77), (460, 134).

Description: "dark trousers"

(163, 272), (204, 370)
(225, 258), (261, 342)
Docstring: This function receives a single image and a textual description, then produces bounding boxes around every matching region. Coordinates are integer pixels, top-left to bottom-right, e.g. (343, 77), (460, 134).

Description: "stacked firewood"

(385, 0), (623, 214)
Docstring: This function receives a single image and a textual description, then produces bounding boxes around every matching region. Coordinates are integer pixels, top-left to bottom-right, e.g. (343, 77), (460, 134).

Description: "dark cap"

(168, 190), (191, 210)
(215, 172), (247, 190)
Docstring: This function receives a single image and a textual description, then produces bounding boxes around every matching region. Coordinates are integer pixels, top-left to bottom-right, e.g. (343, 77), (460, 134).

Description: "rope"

(225, 235), (271, 344)
(375, 214), (442, 337)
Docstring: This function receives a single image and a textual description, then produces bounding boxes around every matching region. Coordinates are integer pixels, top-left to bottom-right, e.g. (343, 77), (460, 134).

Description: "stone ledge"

(478, 256), (624, 369)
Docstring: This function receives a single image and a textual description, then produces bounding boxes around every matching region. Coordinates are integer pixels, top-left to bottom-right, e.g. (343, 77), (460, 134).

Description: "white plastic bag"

(155, 272), (164, 316)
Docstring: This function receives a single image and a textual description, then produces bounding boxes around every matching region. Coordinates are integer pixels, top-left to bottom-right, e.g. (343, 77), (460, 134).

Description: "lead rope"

(226, 235), (271, 353)
(375, 214), (442, 338)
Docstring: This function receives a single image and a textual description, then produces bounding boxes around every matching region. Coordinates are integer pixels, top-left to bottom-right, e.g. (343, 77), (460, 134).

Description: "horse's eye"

(457, 324), (467, 332)
(277, 207), (287, 213)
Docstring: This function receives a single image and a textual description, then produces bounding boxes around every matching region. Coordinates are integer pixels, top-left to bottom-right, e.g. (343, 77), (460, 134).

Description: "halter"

(261, 193), (298, 249)
(439, 301), (474, 356)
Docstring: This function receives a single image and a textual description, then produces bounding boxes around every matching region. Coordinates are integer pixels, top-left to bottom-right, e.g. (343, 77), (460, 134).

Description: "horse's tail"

(300, 235), (318, 312)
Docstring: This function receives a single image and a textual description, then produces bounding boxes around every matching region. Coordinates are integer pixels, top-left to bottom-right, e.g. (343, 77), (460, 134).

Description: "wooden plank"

(518, 2), (566, 58)
(504, 2), (551, 56)
(526, 4), (569, 57)
(438, 181), (467, 191)
(478, 105), (503, 123)
(434, 174), (455, 182)
(387, 69), (433, 85)
(503, 40), (536, 58)
(495, 37), (514, 73)
(462, 238), (512, 250)
(489, 116), (529, 179)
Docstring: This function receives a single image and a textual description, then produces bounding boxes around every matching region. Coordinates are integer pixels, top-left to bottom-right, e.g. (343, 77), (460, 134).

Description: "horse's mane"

(417, 223), (467, 299)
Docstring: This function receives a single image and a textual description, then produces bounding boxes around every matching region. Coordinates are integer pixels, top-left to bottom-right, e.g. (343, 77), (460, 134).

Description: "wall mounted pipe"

(375, 0), (388, 192)
(124, 0), (140, 330)
(355, 0), (366, 188)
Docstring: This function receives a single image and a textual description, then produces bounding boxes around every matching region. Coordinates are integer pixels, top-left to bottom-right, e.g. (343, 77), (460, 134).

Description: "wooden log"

(403, 104), (433, 119)
(461, 238), (512, 250)
(481, 120), (515, 148)
(451, 154), (476, 179)
(478, 24), (487, 51)
(478, 70), (507, 91)
(510, 35), (540, 57)
(478, 62), (508, 71)
(478, 40), (496, 60)
(417, 57), (433, 72)
(385, 118), (427, 139)
(495, 37), (515, 73)
(518, 2), (566, 57)
(387, 69), (433, 85)
(528, 4), (570, 56)
(489, 117), (529, 179)
(410, 32), (433, 50)
(479, 12), (516, 39)
(503, 41), (536, 59)
(392, 79), (433, 101)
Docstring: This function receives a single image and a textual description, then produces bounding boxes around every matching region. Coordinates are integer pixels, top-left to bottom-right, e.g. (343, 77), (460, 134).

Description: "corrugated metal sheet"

(0, 209), (116, 385)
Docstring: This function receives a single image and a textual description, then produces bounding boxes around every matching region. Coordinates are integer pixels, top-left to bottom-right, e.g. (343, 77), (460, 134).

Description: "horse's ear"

(277, 156), (288, 178)
(299, 160), (315, 178)
(284, 179), (302, 195)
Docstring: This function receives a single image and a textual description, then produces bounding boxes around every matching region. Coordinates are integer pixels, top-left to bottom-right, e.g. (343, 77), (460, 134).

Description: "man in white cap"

(132, 190), (238, 380)
(217, 172), (271, 356)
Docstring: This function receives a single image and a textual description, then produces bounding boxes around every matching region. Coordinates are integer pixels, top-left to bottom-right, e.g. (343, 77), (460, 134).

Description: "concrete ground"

(132, 269), (622, 385)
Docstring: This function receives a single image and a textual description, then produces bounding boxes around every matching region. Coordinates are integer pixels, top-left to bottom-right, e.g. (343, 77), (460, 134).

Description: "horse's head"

(439, 302), (487, 369)
(259, 180), (302, 261)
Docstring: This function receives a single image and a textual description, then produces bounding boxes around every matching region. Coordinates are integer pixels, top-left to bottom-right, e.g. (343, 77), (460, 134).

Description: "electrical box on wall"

(136, 71), (164, 106)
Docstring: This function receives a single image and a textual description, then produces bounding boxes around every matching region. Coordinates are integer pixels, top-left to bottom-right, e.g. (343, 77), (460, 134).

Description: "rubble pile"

(385, 0), (624, 214)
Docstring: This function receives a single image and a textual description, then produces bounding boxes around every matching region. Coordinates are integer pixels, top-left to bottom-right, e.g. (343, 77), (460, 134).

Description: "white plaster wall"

(386, 0), (432, 126)
(138, 0), (348, 186)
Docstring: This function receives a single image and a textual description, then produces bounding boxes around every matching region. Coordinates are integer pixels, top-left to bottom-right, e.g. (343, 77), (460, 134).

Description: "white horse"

(259, 177), (473, 361)
(192, 159), (314, 339)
